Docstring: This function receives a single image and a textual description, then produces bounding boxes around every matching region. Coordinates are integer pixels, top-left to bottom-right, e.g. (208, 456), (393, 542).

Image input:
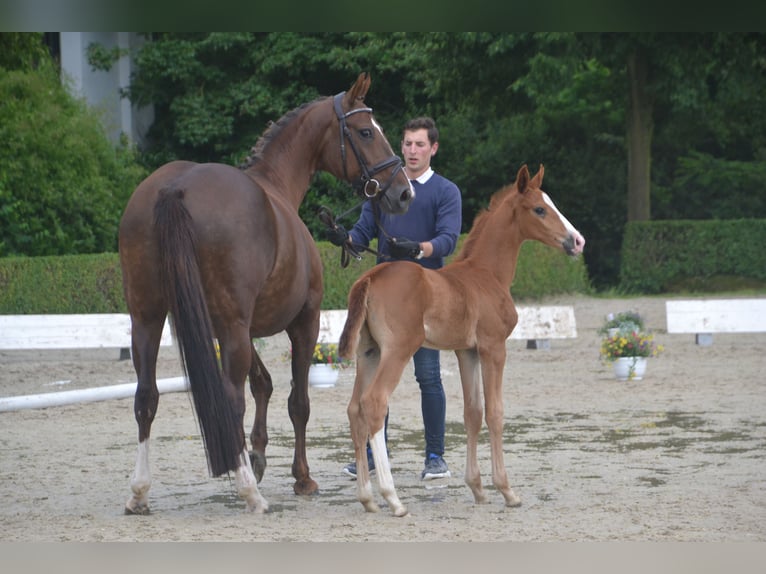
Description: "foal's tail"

(338, 276), (371, 360)
(154, 188), (242, 477)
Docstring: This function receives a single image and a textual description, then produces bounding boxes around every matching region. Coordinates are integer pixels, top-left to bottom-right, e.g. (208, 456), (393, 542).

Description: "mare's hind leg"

(286, 316), (320, 496)
(248, 345), (273, 483)
(218, 327), (268, 513)
(456, 348), (488, 504)
(125, 317), (164, 515)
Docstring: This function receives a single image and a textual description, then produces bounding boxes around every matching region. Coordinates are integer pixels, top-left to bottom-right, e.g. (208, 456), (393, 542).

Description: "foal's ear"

(529, 164), (545, 189)
(516, 164), (530, 194)
(346, 72), (371, 104)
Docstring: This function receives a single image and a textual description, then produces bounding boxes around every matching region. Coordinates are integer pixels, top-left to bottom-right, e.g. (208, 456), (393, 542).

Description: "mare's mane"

(238, 97), (325, 170)
(453, 180), (518, 262)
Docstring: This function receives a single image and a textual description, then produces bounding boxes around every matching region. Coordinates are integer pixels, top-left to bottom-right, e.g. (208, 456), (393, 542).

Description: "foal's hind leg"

(125, 318), (164, 515)
(366, 353), (410, 517)
(248, 345), (273, 483)
(456, 348), (488, 504)
(347, 333), (381, 513)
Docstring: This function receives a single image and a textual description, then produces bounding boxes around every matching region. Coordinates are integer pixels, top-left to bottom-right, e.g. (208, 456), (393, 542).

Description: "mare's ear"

(345, 72), (371, 105)
(516, 164), (530, 194)
(529, 164), (544, 188)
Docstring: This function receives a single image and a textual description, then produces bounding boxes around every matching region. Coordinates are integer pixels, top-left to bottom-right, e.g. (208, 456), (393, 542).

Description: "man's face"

(401, 128), (437, 179)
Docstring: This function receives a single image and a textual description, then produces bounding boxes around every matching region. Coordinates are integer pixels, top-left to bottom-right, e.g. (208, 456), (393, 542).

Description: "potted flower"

(598, 311), (646, 338)
(309, 342), (349, 388)
(600, 329), (663, 381)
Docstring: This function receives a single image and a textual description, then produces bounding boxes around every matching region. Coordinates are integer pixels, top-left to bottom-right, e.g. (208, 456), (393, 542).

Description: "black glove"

(324, 224), (349, 247)
(387, 237), (422, 259)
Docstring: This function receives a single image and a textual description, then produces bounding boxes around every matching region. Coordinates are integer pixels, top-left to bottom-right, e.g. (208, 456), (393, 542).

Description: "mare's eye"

(534, 207), (546, 216)
(359, 128), (373, 139)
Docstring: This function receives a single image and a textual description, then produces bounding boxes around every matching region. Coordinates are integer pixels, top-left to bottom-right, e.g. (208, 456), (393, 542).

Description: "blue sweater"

(350, 170), (462, 270)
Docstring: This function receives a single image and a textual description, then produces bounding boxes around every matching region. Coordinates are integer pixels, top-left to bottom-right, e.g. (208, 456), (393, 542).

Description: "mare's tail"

(154, 188), (242, 477)
(338, 276), (371, 360)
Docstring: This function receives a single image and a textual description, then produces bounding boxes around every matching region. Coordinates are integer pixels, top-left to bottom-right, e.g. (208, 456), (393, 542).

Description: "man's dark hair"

(403, 117), (439, 145)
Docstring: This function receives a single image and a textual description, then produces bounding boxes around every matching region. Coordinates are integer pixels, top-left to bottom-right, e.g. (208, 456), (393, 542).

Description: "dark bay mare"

(118, 73), (413, 514)
(339, 164), (585, 516)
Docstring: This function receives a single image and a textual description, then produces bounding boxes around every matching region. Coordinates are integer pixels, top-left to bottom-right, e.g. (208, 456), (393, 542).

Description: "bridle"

(321, 92), (407, 268)
(333, 92), (404, 201)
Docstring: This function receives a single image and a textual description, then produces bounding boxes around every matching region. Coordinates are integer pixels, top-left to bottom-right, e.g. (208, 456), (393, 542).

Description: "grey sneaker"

(421, 454), (451, 480)
(342, 453), (375, 479)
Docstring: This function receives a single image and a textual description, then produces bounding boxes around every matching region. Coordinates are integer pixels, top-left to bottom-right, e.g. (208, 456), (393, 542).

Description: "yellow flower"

(600, 330), (662, 362)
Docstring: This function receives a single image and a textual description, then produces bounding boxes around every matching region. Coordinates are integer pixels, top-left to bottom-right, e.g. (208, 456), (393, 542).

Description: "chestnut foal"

(339, 164), (585, 516)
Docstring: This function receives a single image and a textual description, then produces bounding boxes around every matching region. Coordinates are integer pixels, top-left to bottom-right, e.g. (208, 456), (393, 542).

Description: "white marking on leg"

(126, 439), (151, 514)
(369, 430), (408, 517)
(235, 449), (269, 513)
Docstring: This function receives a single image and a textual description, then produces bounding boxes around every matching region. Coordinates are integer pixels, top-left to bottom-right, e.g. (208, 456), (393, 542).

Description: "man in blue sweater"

(326, 117), (462, 480)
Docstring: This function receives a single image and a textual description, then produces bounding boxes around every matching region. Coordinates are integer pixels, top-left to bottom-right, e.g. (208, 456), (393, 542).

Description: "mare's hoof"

(249, 450), (267, 483)
(124, 502), (150, 516)
(293, 477), (319, 496)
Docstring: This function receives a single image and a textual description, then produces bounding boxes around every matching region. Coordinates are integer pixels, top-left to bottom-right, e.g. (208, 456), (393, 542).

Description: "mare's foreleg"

(480, 347), (521, 507)
(248, 345), (273, 483)
(125, 320), (163, 515)
(286, 322), (319, 496)
(456, 348), (487, 504)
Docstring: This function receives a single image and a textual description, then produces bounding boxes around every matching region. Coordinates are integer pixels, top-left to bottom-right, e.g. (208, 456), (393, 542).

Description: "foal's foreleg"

(456, 349), (487, 504)
(481, 350), (521, 507)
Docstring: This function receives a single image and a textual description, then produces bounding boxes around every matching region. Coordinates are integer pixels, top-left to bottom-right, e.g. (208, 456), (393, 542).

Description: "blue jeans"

(367, 347), (446, 458)
(413, 347), (446, 457)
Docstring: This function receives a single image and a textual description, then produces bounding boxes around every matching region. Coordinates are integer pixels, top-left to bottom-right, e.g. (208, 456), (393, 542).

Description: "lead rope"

(317, 202), (390, 268)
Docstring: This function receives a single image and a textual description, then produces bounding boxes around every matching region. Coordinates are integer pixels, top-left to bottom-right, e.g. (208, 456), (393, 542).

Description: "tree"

(122, 33), (766, 287)
(0, 63), (146, 256)
(0, 32), (49, 71)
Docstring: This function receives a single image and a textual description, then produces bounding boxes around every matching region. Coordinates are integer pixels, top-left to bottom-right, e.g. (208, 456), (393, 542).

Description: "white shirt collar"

(410, 167), (434, 184)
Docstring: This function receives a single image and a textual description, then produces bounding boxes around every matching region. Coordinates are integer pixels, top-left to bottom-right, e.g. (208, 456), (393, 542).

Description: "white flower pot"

(308, 364), (338, 388)
(612, 357), (648, 381)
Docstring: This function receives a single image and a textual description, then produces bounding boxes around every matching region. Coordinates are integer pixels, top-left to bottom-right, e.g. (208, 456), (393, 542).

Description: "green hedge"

(0, 254), (126, 314)
(0, 239), (590, 314)
(619, 219), (766, 293)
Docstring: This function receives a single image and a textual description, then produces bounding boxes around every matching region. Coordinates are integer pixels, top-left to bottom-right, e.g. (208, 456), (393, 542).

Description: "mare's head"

(512, 164), (585, 256)
(329, 73), (414, 215)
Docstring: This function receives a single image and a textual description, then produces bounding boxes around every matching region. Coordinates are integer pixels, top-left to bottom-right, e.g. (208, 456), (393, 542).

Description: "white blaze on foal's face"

(542, 192), (585, 254)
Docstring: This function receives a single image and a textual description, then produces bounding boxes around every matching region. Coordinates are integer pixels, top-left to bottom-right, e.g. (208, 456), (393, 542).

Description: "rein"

(317, 202), (392, 268)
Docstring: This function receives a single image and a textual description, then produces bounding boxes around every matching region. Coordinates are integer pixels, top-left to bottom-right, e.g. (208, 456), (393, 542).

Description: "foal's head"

(513, 164), (585, 256)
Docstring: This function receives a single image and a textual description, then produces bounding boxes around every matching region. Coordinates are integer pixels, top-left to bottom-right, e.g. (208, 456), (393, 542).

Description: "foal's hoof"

(249, 450), (267, 483)
(504, 492), (522, 508)
(293, 477), (319, 496)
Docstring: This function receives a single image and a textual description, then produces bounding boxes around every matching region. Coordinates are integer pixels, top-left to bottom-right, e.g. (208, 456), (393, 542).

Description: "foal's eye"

(359, 128), (373, 139)
(534, 206), (546, 216)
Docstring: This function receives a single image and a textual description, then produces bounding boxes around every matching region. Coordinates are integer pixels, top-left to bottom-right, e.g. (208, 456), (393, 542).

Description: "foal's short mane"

(238, 97), (325, 170)
(453, 181), (517, 262)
